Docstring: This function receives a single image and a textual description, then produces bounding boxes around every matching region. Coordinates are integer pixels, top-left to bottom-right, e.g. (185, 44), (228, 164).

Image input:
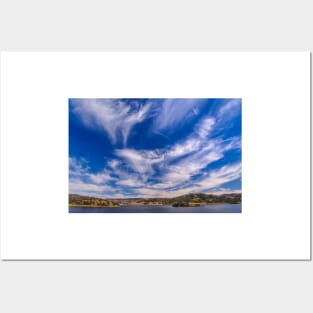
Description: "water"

(69, 204), (241, 213)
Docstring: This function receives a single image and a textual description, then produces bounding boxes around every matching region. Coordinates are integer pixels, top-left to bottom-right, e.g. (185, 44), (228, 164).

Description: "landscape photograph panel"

(69, 98), (242, 213)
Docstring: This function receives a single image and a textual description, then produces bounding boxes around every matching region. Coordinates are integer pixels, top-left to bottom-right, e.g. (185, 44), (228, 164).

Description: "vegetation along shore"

(69, 193), (241, 208)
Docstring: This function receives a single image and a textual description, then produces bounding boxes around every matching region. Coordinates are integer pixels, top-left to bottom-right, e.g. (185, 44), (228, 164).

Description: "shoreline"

(69, 203), (241, 208)
(69, 204), (119, 208)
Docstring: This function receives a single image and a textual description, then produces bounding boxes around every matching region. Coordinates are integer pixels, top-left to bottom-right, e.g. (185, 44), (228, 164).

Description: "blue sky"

(69, 98), (241, 198)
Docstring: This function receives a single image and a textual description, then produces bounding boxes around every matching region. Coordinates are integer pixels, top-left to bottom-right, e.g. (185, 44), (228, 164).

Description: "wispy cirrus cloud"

(152, 98), (207, 133)
(70, 99), (151, 145)
(217, 98), (241, 122)
(115, 148), (163, 176)
(133, 163), (241, 198)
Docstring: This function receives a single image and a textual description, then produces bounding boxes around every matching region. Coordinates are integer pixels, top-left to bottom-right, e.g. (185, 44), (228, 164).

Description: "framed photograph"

(0, 52), (310, 260)
(68, 98), (242, 214)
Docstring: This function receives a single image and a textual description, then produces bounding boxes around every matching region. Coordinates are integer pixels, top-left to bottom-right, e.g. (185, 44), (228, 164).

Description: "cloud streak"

(70, 99), (151, 145)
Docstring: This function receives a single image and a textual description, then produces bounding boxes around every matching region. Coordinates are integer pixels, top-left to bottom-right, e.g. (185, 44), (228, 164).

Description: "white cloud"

(166, 138), (201, 159)
(88, 172), (113, 184)
(118, 178), (146, 188)
(160, 136), (237, 187)
(107, 159), (120, 170)
(144, 163), (241, 198)
(120, 103), (151, 145)
(196, 117), (215, 139)
(69, 157), (116, 188)
(152, 99), (206, 133)
(69, 157), (89, 176)
(134, 188), (173, 198)
(217, 99), (241, 121)
(206, 188), (242, 195)
(164, 117), (215, 161)
(115, 148), (163, 177)
(69, 180), (114, 193)
(195, 163), (242, 190)
(71, 99), (151, 145)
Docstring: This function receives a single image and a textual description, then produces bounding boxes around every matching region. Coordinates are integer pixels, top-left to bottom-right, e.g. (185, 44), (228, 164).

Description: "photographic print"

(69, 98), (242, 213)
(2, 52), (309, 259)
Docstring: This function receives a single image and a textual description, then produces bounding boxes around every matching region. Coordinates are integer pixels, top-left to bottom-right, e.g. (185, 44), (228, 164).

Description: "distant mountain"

(69, 193), (241, 207)
(170, 193), (241, 207)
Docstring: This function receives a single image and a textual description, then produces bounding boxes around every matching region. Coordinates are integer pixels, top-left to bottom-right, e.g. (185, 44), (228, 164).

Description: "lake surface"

(69, 204), (241, 213)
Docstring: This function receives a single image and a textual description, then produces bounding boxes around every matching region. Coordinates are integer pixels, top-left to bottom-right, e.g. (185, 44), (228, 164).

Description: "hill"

(69, 193), (241, 207)
(171, 193), (241, 206)
(69, 194), (119, 207)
